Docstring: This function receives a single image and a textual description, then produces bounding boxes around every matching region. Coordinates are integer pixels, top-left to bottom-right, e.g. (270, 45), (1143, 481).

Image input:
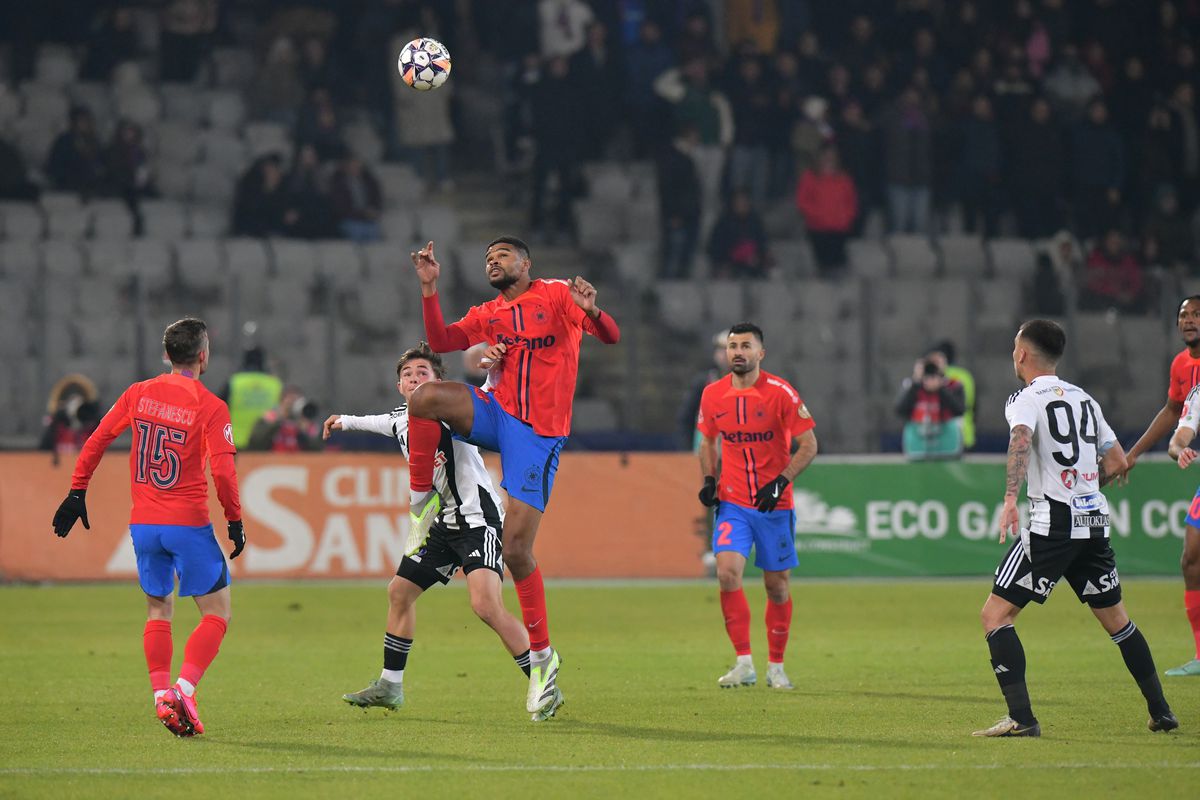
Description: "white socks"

(176, 678), (196, 697)
(381, 669), (405, 683)
(736, 654), (754, 667)
(530, 647), (552, 663)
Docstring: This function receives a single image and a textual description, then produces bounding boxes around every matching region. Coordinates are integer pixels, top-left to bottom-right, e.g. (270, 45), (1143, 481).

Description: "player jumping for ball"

(51, 318), (246, 738)
(326, 343), (533, 716)
(406, 237), (620, 720)
(976, 320), (1176, 737)
(696, 323), (818, 690)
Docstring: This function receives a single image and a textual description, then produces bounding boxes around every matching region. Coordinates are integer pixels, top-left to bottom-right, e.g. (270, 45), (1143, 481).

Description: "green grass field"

(1, 579), (1197, 799)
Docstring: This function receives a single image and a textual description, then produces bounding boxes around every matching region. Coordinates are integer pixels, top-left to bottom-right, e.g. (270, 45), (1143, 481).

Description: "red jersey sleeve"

(204, 397), (241, 521)
(422, 293), (474, 351)
(780, 383), (816, 439)
(554, 281), (620, 343)
(70, 387), (133, 490)
(696, 386), (718, 438)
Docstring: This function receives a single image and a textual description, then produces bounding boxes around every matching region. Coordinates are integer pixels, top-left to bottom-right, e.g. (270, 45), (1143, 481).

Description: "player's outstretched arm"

(326, 412), (396, 439)
(53, 391), (133, 537)
(1124, 398), (1185, 479)
(999, 424), (1033, 544)
(1168, 426), (1198, 467)
(1098, 440), (1129, 487)
(570, 276), (620, 344)
(411, 241), (441, 297)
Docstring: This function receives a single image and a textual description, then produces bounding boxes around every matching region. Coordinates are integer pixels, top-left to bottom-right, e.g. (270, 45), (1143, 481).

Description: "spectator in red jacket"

(1080, 228), (1146, 313)
(796, 144), (858, 273)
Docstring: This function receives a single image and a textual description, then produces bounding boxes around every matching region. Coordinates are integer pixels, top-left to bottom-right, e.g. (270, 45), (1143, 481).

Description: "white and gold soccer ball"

(397, 37), (452, 91)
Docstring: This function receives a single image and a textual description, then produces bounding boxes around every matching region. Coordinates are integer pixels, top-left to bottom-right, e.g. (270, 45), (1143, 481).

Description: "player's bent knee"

(717, 570), (743, 591)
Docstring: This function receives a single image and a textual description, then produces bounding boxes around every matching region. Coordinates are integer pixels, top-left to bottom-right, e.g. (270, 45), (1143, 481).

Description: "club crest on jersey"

(532, 305), (549, 325)
(754, 406), (766, 418)
(1052, 386), (1064, 396)
(798, 404), (811, 419)
(1060, 468), (1077, 488)
(522, 465), (542, 491)
(223, 423), (234, 446)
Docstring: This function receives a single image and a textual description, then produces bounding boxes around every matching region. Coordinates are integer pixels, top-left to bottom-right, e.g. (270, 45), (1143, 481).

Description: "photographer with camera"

(247, 385), (324, 452)
(895, 348), (966, 460)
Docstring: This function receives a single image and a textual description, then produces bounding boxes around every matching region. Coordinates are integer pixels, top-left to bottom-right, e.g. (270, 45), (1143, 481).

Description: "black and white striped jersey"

(1177, 384), (1200, 435)
(1005, 375), (1117, 539)
(337, 403), (504, 532)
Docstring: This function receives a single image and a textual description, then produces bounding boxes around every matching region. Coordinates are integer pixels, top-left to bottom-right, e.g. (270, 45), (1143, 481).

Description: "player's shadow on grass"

(560, 720), (947, 750)
(209, 736), (510, 765)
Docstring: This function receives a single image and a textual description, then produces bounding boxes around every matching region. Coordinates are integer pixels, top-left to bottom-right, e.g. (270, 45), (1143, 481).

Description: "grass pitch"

(1, 579), (1197, 799)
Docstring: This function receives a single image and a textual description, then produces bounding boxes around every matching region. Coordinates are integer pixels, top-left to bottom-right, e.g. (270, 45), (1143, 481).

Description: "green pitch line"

(1, 581), (1196, 799)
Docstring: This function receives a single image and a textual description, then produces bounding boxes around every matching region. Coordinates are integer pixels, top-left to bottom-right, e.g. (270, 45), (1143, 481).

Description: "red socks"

(407, 416), (442, 493)
(143, 620), (173, 693)
(178, 615), (229, 688)
(514, 567), (550, 651)
(719, 589), (752, 656)
(766, 597), (793, 663)
(1186, 590), (1200, 659)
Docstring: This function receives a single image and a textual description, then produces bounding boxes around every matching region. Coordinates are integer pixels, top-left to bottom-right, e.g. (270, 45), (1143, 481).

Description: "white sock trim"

(736, 654), (754, 667)
(530, 647), (552, 662)
(175, 678), (195, 697)
(380, 668), (404, 683)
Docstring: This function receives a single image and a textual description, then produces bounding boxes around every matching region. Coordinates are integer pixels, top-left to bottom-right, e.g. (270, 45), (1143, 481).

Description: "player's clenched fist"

(569, 276), (597, 313)
(698, 476), (718, 507)
(1179, 447), (1198, 469)
(323, 414), (343, 440)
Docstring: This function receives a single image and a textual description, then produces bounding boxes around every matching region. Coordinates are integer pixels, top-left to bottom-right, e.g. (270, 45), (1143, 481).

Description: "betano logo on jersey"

(721, 430), (775, 444)
(494, 332), (557, 351)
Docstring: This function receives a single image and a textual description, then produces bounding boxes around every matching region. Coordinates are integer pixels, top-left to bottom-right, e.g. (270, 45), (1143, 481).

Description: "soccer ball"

(398, 37), (452, 91)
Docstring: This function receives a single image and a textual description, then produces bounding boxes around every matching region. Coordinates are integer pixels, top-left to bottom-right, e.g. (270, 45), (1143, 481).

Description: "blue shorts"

(460, 388), (565, 512)
(130, 524), (230, 598)
(713, 503), (799, 571)
(1186, 487), (1200, 529)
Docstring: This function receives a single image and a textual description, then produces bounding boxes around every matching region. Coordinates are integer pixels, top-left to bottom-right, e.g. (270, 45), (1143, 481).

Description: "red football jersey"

(71, 373), (240, 526)
(1168, 350), (1200, 404)
(696, 371), (815, 511)
(452, 279), (612, 437)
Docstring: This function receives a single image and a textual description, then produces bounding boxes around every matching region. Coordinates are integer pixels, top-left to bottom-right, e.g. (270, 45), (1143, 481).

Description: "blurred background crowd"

(2, 0), (1198, 457)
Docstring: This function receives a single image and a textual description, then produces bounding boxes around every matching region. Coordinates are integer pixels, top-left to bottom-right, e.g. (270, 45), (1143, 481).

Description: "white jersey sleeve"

(1004, 388), (1039, 431)
(337, 411), (404, 442)
(1178, 385), (1200, 435)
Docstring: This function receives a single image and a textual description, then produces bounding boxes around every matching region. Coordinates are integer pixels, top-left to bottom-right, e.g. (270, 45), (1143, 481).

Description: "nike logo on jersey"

(714, 411), (728, 419)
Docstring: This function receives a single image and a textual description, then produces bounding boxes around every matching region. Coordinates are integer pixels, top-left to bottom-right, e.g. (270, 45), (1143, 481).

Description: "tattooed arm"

(999, 424), (1033, 544)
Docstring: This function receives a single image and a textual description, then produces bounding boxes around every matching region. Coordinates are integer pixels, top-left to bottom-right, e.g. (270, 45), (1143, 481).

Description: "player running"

(325, 343), (537, 717)
(406, 237), (620, 720)
(50, 318), (245, 738)
(1122, 295), (1200, 677)
(695, 323), (818, 690)
(975, 319), (1177, 737)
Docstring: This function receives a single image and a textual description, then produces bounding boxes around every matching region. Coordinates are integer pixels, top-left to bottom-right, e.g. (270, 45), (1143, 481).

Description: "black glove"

(698, 476), (719, 507)
(754, 475), (790, 513)
(228, 520), (246, 559)
(52, 490), (90, 537)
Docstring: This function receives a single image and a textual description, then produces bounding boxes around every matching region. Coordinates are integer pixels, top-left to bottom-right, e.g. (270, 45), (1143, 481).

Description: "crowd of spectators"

(3, 1), (1199, 297)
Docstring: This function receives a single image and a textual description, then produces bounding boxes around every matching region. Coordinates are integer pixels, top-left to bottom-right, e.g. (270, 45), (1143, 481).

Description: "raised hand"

(411, 241), (441, 287)
(569, 275), (597, 314)
(322, 414), (343, 440)
(477, 342), (508, 369)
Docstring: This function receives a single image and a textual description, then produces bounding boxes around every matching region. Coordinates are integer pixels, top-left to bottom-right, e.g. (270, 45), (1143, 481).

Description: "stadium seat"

(160, 83), (207, 125)
(747, 279), (797, 327)
(342, 121), (384, 164)
(243, 122), (290, 160)
(187, 205), (229, 237)
(268, 273), (312, 317)
(315, 241), (364, 287)
(43, 241), (85, 286)
(655, 280), (707, 332)
(0, 85), (20, 128)
(128, 240), (174, 291)
(190, 166), (236, 204)
(115, 86), (161, 126)
(587, 167), (634, 205)
(207, 91), (246, 131)
(0, 202), (43, 241)
(987, 238), (1038, 281)
(1119, 316), (1169, 358)
(212, 48), (256, 88)
(0, 294), (31, 357)
(707, 280), (747, 326)
(623, 198), (659, 242)
(937, 235), (988, 276)
(1073, 312), (1122, 368)
(846, 239), (891, 279)
(90, 200), (135, 240)
(0, 241), (40, 287)
(68, 82), (111, 119)
(224, 238), (271, 310)
(10, 116), (56, 165)
(888, 234), (939, 278)
(381, 208), (416, 243)
(375, 163), (423, 207)
(200, 130), (247, 176)
(140, 199), (188, 240)
(415, 205), (461, 242)
(354, 278), (407, 330)
(574, 199), (623, 251)
(875, 314), (928, 358)
(771, 239), (816, 279)
(46, 205), (90, 240)
(609, 241), (658, 287)
(21, 82), (70, 125)
(269, 239), (321, 282)
(151, 120), (201, 164)
(155, 159), (192, 200)
(174, 239), (226, 293)
(796, 277), (861, 323)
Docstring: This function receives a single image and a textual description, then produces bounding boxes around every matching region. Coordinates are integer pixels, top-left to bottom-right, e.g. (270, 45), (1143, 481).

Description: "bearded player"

(51, 318), (245, 737)
(696, 323), (818, 690)
(1123, 295), (1200, 676)
(406, 237), (620, 720)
